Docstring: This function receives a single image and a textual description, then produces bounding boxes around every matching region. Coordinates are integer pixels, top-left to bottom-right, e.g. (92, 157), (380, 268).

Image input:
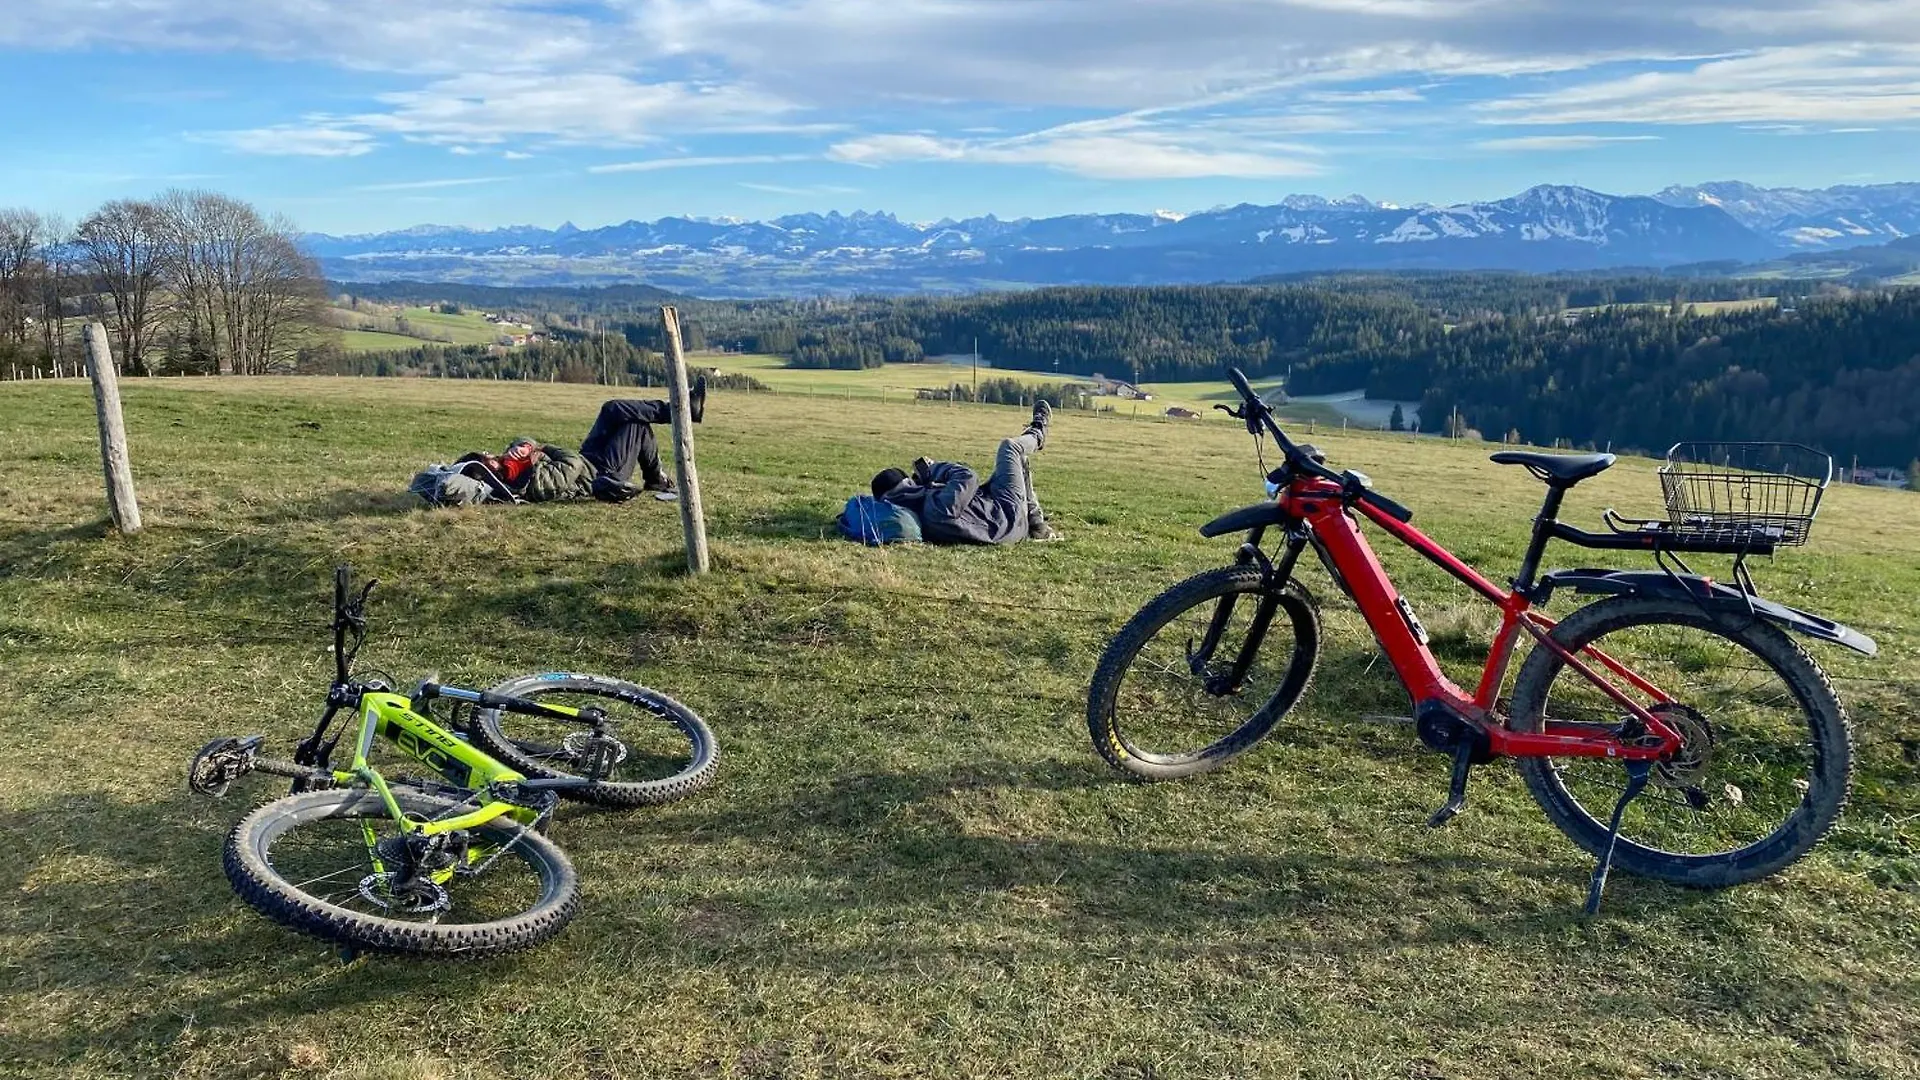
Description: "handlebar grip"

(1227, 367), (1258, 404)
(1359, 488), (1414, 524)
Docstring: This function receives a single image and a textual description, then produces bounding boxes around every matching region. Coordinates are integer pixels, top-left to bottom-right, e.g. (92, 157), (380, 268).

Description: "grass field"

(709, 353), (1348, 426)
(1563, 298), (1779, 317)
(331, 306), (510, 352)
(2, 377), (1917, 1079)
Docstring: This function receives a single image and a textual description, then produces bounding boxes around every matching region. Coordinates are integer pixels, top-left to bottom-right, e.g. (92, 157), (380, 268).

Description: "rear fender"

(1539, 569), (1877, 657)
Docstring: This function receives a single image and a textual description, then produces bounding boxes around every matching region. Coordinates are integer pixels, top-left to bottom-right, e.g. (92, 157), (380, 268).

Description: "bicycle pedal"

(187, 735), (265, 797)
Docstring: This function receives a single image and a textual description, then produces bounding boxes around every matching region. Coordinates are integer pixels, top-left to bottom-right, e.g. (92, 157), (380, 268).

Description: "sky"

(3, 0), (1918, 234)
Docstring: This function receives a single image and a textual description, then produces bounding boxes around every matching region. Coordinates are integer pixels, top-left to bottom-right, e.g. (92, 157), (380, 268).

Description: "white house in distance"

(1090, 373), (1152, 400)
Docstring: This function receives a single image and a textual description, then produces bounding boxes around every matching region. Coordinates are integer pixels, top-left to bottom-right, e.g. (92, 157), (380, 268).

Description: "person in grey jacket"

(871, 400), (1062, 544)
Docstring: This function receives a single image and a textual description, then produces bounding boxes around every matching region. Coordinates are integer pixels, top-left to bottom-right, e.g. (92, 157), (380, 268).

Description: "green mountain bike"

(189, 566), (719, 958)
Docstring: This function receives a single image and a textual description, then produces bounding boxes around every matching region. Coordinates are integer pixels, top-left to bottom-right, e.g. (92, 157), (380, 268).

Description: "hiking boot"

(1025, 398), (1052, 449)
(592, 475), (647, 503)
(690, 375), (707, 424)
(643, 474), (676, 494)
(1029, 519), (1064, 542)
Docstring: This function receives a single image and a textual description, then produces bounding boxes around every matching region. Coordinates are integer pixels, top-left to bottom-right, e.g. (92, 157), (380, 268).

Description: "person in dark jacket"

(464, 377), (706, 504)
(871, 400), (1061, 543)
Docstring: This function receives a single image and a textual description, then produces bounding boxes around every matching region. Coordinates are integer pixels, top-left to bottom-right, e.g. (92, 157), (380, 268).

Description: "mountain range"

(306, 181), (1920, 296)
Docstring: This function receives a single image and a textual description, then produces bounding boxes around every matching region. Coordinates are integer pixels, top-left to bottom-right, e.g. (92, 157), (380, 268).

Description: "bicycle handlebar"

(332, 565), (376, 685)
(1225, 367), (1413, 524)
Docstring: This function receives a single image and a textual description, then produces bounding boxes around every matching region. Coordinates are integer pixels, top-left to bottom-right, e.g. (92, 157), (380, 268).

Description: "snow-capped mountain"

(305, 182), (1879, 296)
(1654, 181), (1920, 248)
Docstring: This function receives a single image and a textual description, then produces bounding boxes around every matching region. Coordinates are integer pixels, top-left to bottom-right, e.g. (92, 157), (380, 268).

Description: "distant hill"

(306, 183), (1810, 296)
(1653, 181), (1920, 250)
(327, 279), (686, 309)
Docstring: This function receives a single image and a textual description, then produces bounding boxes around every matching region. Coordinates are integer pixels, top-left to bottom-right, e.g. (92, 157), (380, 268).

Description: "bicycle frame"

(1278, 473), (1684, 761)
(326, 691), (536, 835)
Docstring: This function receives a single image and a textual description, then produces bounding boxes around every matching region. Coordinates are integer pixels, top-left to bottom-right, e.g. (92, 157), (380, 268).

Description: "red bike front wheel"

(1089, 566), (1321, 781)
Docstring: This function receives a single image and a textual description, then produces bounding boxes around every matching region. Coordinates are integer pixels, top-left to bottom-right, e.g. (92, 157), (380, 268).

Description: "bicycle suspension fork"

(1190, 527), (1308, 693)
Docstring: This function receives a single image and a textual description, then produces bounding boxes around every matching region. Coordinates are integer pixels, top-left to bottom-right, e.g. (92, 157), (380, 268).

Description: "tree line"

(0, 190), (327, 380)
(337, 276), (1920, 466)
(305, 329), (765, 392)
(1405, 292), (1920, 467)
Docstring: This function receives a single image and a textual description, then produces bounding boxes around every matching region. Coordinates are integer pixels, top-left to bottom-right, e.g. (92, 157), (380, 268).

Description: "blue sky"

(3, 0), (1917, 234)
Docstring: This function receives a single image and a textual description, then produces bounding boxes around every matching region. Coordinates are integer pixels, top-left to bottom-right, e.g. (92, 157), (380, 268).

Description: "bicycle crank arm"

(250, 756), (334, 785)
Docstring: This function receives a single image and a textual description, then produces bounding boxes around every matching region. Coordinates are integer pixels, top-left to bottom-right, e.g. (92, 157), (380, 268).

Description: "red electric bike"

(1088, 368), (1876, 912)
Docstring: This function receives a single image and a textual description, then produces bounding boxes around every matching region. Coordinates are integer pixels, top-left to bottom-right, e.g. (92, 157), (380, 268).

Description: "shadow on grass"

(0, 517), (113, 579)
(0, 789), (439, 1065)
(589, 755), (1727, 970)
(722, 500), (838, 543)
(0, 788), (529, 1069)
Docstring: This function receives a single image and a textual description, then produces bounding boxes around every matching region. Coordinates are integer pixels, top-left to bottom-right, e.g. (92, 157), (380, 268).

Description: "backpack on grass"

(409, 460), (521, 508)
(837, 494), (922, 546)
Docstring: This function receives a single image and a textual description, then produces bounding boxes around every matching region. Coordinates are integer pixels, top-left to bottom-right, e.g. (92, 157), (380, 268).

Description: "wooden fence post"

(83, 322), (142, 534)
(659, 306), (710, 574)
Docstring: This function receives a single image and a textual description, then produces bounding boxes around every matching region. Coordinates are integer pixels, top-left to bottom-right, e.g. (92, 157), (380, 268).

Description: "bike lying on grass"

(189, 565), (718, 958)
(1089, 368), (1875, 913)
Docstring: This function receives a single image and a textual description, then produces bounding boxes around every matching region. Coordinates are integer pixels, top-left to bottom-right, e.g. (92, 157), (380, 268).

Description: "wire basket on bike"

(1659, 441), (1832, 546)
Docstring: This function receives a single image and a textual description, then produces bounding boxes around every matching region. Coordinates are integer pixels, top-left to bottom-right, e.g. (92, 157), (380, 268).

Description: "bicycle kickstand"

(1584, 759), (1653, 916)
(1427, 740), (1476, 828)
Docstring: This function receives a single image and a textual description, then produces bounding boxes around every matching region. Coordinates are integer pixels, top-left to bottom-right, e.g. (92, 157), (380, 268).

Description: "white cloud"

(355, 73), (802, 147)
(829, 126), (1321, 180)
(1476, 134), (1664, 150)
(353, 176), (513, 192)
(589, 153), (811, 174)
(1479, 45), (1920, 126)
(17, 0), (1920, 177)
(739, 182), (863, 195)
(194, 124), (375, 157)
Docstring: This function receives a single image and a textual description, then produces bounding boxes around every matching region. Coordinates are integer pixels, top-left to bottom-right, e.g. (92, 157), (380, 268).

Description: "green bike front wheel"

(223, 788), (579, 958)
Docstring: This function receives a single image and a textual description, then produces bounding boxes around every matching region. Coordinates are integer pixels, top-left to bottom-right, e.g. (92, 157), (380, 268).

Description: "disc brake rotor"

(1649, 702), (1715, 790)
(562, 730), (628, 778)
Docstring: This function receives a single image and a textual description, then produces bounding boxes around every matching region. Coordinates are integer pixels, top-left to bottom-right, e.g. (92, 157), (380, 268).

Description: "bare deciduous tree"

(0, 209), (43, 349)
(77, 200), (165, 376)
(153, 190), (328, 375)
(2, 190), (328, 381)
(32, 215), (75, 376)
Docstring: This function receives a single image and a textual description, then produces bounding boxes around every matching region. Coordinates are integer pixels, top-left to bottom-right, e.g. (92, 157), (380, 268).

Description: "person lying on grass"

(870, 399), (1063, 543)
(465, 377), (706, 504)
